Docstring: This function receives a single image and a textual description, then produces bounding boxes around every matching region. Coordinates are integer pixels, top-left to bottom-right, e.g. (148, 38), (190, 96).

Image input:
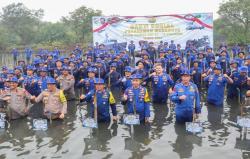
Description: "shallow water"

(0, 54), (249, 159)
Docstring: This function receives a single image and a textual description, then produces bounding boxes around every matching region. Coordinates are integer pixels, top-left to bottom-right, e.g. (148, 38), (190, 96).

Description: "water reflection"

(83, 122), (118, 154)
(172, 124), (202, 158)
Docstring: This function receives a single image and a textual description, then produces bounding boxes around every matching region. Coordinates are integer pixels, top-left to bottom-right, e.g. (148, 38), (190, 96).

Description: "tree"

(0, 3), (44, 45)
(218, 0), (250, 44)
(62, 6), (102, 43)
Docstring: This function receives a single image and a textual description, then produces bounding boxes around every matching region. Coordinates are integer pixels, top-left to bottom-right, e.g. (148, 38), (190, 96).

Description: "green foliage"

(0, 3), (43, 45)
(0, 3), (102, 51)
(62, 6), (102, 43)
(216, 0), (250, 45)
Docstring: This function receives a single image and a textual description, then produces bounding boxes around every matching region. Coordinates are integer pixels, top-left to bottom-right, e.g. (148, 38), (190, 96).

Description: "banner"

(92, 13), (213, 50)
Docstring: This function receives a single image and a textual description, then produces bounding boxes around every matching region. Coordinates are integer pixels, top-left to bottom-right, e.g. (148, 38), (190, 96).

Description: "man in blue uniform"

(122, 74), (151, 123)
(119, 66), (133, 91)
(11, 48), (19, 65)
(170, 69), (201, 123)
(77, 67), (96, 94)
(105, 63), (121, 90)
(24, 47), (33, 64)
(23, 65), (41, 96)
(228, 66), (248, 102)
(80, 78), (117, 123)
(149, 63), (174, 104)
(204, 65), (233, 106)
(38, 67), (50, 91)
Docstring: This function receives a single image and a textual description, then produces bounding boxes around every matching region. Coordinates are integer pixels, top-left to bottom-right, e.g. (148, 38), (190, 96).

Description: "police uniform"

(57, 67), (75, 100)
(0, 77), (32, 119)
(35, 78), (67, 119)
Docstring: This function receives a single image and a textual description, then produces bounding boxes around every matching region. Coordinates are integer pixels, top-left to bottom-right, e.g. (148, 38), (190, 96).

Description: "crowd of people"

(0, 40), (249, 125)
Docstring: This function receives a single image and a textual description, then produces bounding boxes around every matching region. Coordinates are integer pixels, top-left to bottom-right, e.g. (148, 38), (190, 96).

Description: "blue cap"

(155, 59), (162, 63)
(38, 67), (48, 72)
(181, 68), (191, 75)
(130, 74), (142, 79)
(47, 77), (56, 84)
(69, 60), (76, 64)
(2, 66), (8, 70)
(55, 58), (62, 62)
(230, 60), (238, 65)
(14, 66), (22, 71)
(37, 59), (43, 64)
(110, 63), (117, 68)
(9, 77), (18, 83)
(62, 66), (70, 71)
(239, 66), (248, 72)
(8, 69), (15, 74)
(87, 67), (96, 73)
(159, 50), (165, 53)
(94, 78), (105, 84)
(246, 55), (250, 60)
(142, 53), (149, 57)
(214, 64), (222, 70)
(124, 66), (133, 72)
(26, 65), (34, 71)
(206, 46), (213, 51)
(96, 59), (102, 63)
(209, 59), (216, 63)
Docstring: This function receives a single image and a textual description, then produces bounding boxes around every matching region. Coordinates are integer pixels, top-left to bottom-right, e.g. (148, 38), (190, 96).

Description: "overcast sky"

(0, 0), (226, 22)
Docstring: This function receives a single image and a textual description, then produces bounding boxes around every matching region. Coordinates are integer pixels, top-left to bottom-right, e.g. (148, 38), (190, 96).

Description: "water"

(0, 54), (249, 158)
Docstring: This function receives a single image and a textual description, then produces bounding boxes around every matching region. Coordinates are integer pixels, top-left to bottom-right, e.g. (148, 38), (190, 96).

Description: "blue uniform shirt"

(170, 82), (201, 123)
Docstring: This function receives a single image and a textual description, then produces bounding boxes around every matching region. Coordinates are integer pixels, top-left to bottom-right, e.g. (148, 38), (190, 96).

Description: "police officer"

(122, 74), (151, 123)
(32, 77), (67, 120)
(80, 78), (117, 122)
(170, 69), (201, 123)
(0, 77), (33, 120)
(204, 65), (233, 106)
(57, 66), (75, 100)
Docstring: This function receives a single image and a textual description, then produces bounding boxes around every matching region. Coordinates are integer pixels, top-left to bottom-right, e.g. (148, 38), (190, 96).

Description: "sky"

(0, 0), (226, 22)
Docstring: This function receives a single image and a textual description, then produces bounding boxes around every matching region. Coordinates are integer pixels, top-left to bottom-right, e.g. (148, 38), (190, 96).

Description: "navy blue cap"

(130, 74), (142, 79)
(47, 77), (56, 84)
(94, 78), (105, 84)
